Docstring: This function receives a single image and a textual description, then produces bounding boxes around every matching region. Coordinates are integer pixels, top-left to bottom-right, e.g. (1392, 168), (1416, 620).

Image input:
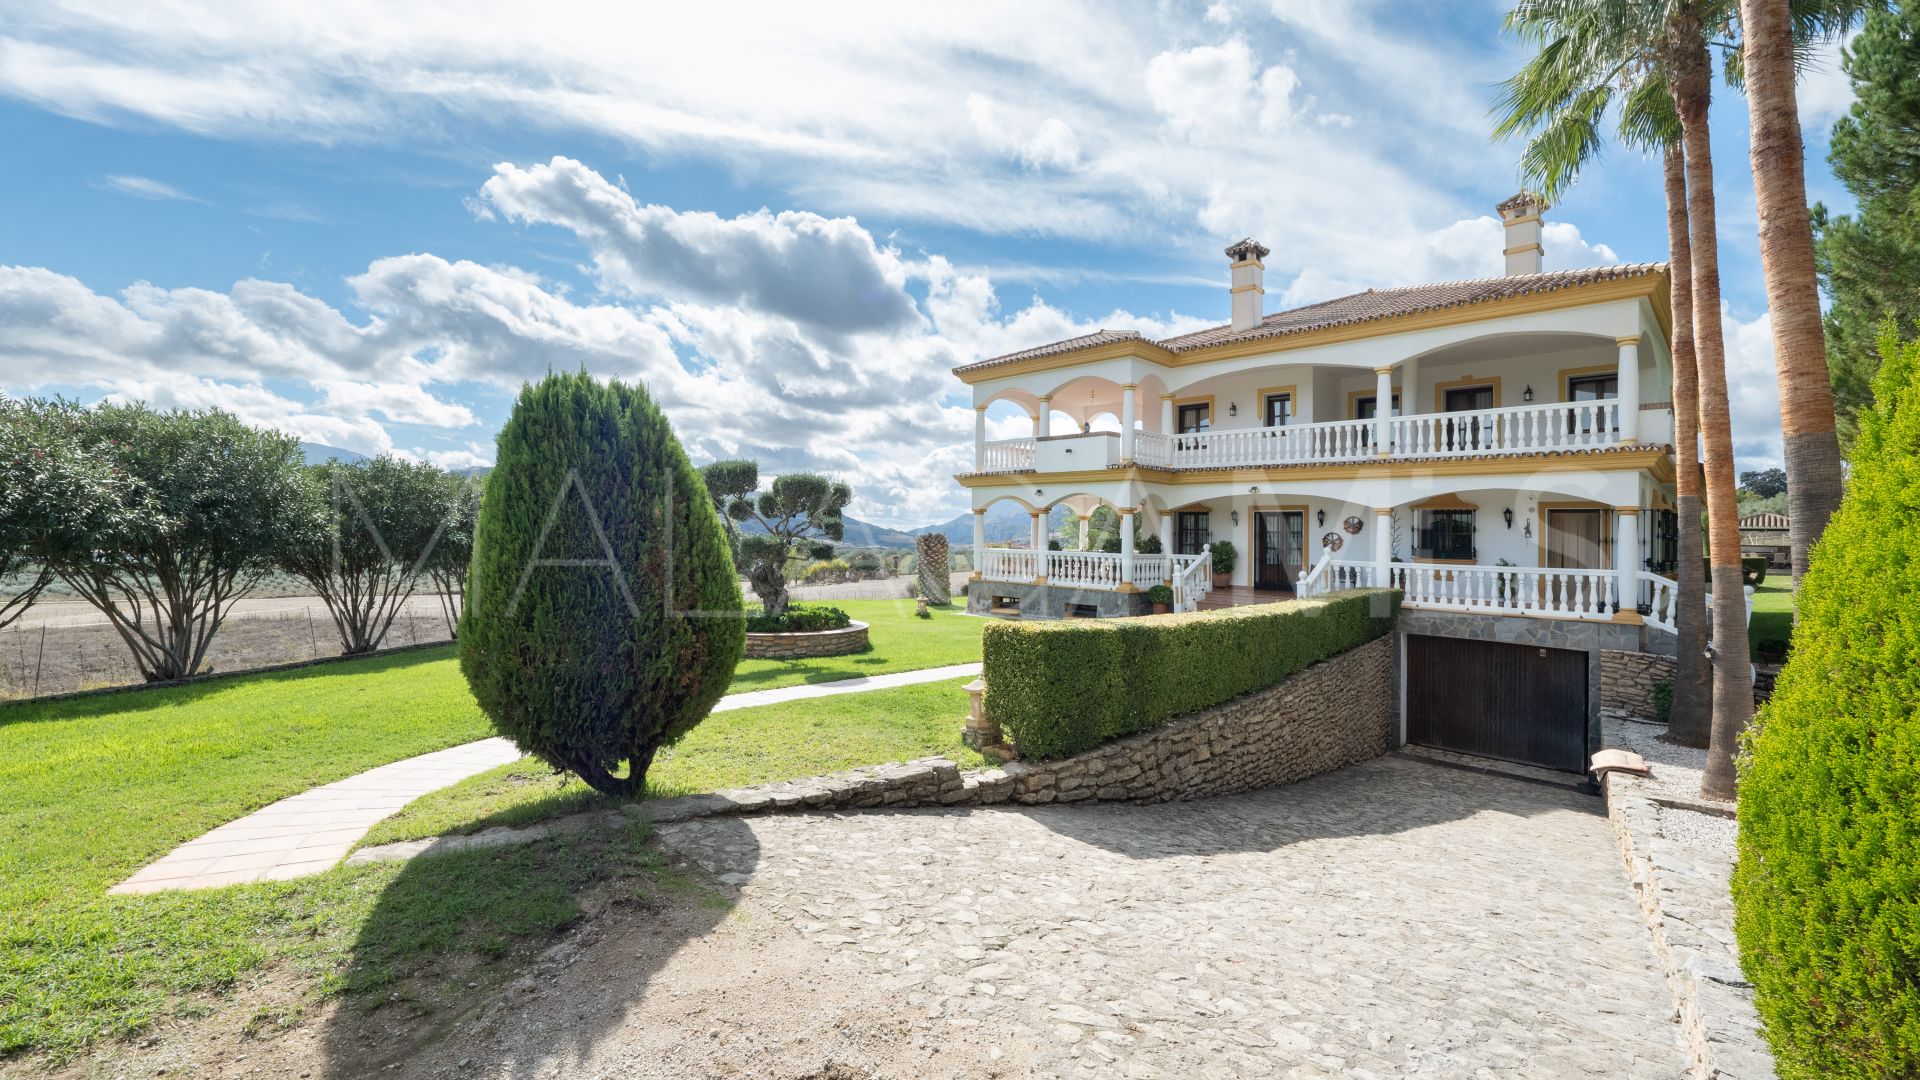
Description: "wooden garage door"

(1407, 634), (1589, 772)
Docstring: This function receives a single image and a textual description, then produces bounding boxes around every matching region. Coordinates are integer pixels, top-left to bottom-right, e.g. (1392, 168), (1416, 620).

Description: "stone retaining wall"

(1602, 650), (1676, 720)
(357, 636), (1398, 867)
(743, 621), (870, 660)
(1603, 773), (1777, 1079)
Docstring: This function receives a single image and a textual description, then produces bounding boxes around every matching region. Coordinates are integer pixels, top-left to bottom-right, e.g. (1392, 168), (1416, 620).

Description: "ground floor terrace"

(965, 469), (1685, 630)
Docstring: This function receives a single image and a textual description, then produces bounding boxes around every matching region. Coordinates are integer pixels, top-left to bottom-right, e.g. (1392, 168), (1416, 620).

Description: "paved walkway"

(111, 662), (981, 894)
(655, 756), (1689, 1078)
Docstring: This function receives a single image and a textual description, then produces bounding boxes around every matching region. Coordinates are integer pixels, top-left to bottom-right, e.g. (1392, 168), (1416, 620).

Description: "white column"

(1121, 384), (1137, 461)
(1616, 335), (1641, 443)
(973, 406), (987, 471)
(971, 508), (986, 578)
(1159, 514), (1174, 578)
(1119, 508), (1137, 586)
(1374, 507), (1392, 588)
(1373, 366), (1394, 455)
(1029, 511), (1045, 578)
(1615, 507), (1640, 617)
(1077, 514), (1089, 550)
(1036, 395), (1052, 440)
(1160, 393), (1174, 434)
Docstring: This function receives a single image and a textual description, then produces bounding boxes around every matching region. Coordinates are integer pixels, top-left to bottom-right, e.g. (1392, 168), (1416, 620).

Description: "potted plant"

(1145, 583), (1173, 614)
(1209, 539), (1236, 588)
(1755, 638), (1790, 665)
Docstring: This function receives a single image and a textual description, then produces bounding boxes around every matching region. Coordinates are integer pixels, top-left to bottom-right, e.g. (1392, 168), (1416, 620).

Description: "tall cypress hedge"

(1733, 332), (1920, 1077)
(460, 373), (743, 796)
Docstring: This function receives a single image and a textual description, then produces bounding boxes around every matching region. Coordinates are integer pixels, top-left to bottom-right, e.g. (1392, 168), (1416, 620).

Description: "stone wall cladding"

(1603, 650), (1676, 720)
(1604, 773), (1777, 1080)
(963, 579), (1148, 619)
(627, 635), (1394, 825)
(742, 621), (870, 660)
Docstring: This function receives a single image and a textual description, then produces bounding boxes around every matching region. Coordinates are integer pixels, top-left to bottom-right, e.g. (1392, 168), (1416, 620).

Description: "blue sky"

(0, 1), (1862, 527)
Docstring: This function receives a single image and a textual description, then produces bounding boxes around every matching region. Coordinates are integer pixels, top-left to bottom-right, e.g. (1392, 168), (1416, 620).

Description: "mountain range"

(298, 442), (1052, 548)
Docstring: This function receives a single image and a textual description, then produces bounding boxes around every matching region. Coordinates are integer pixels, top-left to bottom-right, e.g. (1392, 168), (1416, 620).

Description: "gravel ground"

(1603, 714), (1733, 811)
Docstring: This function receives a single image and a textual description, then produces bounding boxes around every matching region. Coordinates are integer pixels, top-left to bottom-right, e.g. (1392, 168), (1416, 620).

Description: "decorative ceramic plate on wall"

(1321, 532), (1343, 551)
(1342, 515), (1364, 535)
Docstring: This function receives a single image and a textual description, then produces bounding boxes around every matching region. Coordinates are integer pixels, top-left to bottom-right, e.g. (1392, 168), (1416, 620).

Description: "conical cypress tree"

(459, 373), (743, 796)
(1733, 329), (1920, 1077)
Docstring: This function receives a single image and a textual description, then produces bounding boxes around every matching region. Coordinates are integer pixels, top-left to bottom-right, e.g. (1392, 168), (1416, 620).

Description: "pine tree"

(1814, 6), (1920, 451)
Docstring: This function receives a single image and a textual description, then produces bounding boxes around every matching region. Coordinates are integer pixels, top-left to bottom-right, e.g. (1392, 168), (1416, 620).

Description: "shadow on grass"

(318, 815), (754, 1078)
(721, 650), (893, 690)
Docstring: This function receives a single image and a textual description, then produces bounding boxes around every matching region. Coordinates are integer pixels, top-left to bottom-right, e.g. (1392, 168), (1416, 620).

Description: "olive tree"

(0, 398), (115, 630)
(426, 473), (480, 638)
(277, 455), (466, 654)
(39, 403), (308, 682)
(725, 472), (851, 616)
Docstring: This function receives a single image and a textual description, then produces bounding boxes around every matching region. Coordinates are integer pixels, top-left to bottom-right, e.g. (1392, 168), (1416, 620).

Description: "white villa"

(953, 194), (1686, 773)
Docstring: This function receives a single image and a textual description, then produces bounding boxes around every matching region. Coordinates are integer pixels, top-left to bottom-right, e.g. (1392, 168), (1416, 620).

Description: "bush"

(983, 589), (1398, 760)
(460, 373), (743, 797)
(1733, 332), (1920, 1078)
(743, 603), (852, 633)
(1209, 540), (1237, 576)
(1652, 679), (1674, 724)
(1145, 584), (1173, 606)
(802, 558), (853, 582)
(1742, 556), (1769, 588)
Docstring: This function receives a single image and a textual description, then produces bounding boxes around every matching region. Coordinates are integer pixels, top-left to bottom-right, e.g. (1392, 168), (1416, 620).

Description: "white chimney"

(1225, 238), (1269, 331)
(1497, 192), (1546, 275)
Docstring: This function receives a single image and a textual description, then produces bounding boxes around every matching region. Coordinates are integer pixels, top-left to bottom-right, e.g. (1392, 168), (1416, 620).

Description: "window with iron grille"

(1415, 508), (1476, 561)
(1176, 511), (1211, 555)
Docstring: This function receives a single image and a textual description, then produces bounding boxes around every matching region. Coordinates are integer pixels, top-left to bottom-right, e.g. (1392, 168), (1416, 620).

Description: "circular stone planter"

(743, 620), (870, 660)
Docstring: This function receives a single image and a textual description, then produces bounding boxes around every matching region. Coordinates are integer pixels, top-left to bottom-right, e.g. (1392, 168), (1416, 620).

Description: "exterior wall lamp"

(1316, 509), (1326, 527)
(1503, 507), (1514, 529)
(1522, 384), (1534, 402)
(1228, 402), (1238, 417)
(1230, 510), (1240, 526)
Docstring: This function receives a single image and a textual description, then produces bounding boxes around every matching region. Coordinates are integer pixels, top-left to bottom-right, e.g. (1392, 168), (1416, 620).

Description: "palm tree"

(1737, 0), (1864, 585)
(1493, 0), (1714, 745)
(1666, 3), (1753, 799)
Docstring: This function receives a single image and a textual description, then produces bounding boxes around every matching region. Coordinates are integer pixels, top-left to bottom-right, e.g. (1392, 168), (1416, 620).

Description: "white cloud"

(1146, 40), (1302, 140)
(96, 174), (203, 202)
(1795, 34), (1857, 131)
(1721, 307), (1784, 468)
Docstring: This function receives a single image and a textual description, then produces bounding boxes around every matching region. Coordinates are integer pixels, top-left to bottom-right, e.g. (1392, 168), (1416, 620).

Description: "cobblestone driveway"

(657, 755), (1686, 1079)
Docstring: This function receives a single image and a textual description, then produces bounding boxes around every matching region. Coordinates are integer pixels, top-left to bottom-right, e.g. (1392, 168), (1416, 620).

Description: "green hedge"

(1733, 332), (1920, 1078)
(744, 603), (851, 633)
(982, 589), (1398, 760)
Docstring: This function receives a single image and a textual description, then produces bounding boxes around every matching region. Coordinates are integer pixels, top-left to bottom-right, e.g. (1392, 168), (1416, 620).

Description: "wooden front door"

(1253, 511), (1303, 591)
(1407, 634), (1589, 772)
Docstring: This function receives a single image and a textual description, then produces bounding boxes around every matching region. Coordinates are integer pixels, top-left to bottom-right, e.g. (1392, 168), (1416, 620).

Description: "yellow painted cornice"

(954, 446), (1675, 488)
(954, 272), (1673, 385)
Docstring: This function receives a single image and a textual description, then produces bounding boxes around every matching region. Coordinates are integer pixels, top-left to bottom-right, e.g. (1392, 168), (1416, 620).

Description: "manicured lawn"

(1748, 580), (1794, 660)
(361, 681), (984, 846)
(730, 598), (983, 689)
(0, 598), (983, 1062)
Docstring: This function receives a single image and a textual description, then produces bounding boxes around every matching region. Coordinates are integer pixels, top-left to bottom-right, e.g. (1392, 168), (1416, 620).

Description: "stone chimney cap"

(1225, 238), (1270, 263)
(1496, 191), (1547, 217)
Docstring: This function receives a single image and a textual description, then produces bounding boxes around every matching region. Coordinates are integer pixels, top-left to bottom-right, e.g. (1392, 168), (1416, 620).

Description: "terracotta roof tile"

(954, 263), (1665, 376)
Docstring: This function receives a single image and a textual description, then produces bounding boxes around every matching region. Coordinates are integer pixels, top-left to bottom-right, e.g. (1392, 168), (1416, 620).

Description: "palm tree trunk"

(1739, 0), (1846, 587)
(1671, 14), (1753, 801)
(1661, 141), (1714, 747)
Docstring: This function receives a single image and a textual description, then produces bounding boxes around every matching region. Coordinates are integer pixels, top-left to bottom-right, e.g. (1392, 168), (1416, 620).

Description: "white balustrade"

(1168, 419), (1377, 468)
(978, 437), (1036, 472)
(976, 548), (1040, 582)
(1131, 554), (1169, 583)
(1171, 554), (1210, 613)
(1640, 571), (1679, 634)
(1133, 430), (1172, 467)
(1385, 563), (1620, 618)
(1387, 400), (1621, 458)
(1046, 550), (1125, 588)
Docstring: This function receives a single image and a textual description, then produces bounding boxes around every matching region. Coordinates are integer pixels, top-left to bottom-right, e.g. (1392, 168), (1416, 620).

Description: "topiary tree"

(698, 459), (758, 558)
(916, 533), (950, 603)
(460, 373), (743, 797)
(38, 403), (308, 681)
(726, 472), (850, 616)
(1733, 328), (1920, 1079)
(276, 455), (464, 654)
